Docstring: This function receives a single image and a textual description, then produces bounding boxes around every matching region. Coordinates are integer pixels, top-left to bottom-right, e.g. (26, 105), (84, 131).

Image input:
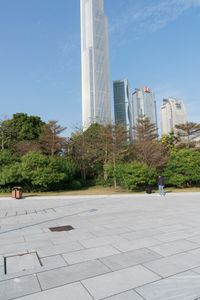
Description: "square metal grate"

(49, 225), (74, 232)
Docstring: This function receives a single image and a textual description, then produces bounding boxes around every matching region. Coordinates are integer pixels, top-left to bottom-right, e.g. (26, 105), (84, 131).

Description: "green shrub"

(67, 180), (82, 190)
(164, 149), (200, 187)
(105, 162), (157, 191)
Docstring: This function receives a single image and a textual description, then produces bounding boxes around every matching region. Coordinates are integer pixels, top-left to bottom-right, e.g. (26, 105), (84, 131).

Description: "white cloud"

(109, 0), (200, 38)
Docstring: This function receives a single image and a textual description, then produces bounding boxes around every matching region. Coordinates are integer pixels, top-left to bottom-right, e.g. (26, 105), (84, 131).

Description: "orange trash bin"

(12, 187), (22, 199)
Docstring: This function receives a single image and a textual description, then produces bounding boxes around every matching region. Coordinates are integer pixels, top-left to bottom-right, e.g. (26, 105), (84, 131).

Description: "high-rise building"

(132, 87), (158, 128)
(161, 97), (187, 135)
(113, 79), (133, 138)
(80, 0), (111, 129)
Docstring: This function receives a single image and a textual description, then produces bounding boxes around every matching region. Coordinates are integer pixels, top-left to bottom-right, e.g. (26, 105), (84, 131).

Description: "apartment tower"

(161, 97), (187, 135)
(132, 87), (158, 128)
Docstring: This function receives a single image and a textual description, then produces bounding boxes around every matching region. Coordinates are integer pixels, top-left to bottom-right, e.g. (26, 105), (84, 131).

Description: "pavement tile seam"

(133, 289), (147, 300)
(80, 281), (96, 300)
(36, 265), (112, 291)
(0, 259), (113, 284)
(96, 259), (114, 272)
(62, 245), (120, 265)
(134, 270), (200, 299)
(141, 261), (200, 280)
(99, 289), (147, 300)
(0, 274), (42, 300)
(140, 262), (167, 279)
(0, 259), (101, 282)
(81, 265), (161, 300)
(146, 240), (200, 257)
(98, 247), (164, 272)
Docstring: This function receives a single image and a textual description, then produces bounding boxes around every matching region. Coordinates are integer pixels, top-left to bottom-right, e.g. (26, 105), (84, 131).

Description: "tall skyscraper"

(161, 97), (187, 135)
(113, 79), (133, 138)
(132, 87), (158, 128)
(80, 0), (111, 129)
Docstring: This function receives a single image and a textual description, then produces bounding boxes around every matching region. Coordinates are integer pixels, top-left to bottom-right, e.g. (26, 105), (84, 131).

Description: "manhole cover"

(4, 251), (42, 275)
(49, 225), (74, 232)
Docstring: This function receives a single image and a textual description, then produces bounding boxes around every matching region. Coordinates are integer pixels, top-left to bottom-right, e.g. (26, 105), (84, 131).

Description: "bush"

(0, 151), (79, 192)
(164, 149), (200, 187)
(67, 180), (82, 190)
(105, 162), (157, 191)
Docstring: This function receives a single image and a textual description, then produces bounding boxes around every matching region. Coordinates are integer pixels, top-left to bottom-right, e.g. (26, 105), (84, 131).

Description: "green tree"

(164, 149), (200, 187)
(0, 150), (19, 169)
(175, 122), (200, 148)
(161, 132), (179, 151)
(0, 113), (44, 151)
(20, 152), (78, 191)
(0, 163), (23, 191)
(4, 113), (44, 141)
(0, 119), (14, 150)
(0, 150), (22, 191)
(133, 115), (158, 142)
(68, 124), (128, 184)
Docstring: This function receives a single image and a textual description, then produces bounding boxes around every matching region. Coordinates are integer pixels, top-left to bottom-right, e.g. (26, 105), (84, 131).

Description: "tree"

(0, 150), (19, 170)
(0, 113), (44, 152)
(133, 115), (158, 142)
(68, 123), (128, 184)
(20, 152), (78, 191)
(175, 122), (200, 148)
(131, 116), (167, 169)
(164, 149), (200, 187)
(161, 132), (179, 151)
(0, 119), (14, 150)
(133, 140), (168, 169)
(4, 113), (44, 141)
(39, 120), (67, 156)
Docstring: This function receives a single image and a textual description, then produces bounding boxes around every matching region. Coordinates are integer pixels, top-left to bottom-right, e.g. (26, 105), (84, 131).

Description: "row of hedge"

(0, 148), (200, 192)
(0, 151), (80, 192)
(105, 149), (200, 190)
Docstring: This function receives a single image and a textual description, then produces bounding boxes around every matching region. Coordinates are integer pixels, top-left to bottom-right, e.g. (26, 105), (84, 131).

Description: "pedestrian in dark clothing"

(158, 175), (165, 196)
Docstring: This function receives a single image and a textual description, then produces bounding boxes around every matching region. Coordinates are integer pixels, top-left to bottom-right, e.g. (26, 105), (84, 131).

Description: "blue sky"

(0, 0), (199, 136)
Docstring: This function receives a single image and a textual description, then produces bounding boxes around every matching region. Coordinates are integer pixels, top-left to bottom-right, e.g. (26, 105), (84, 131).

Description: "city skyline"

(0, 0), (199, 136)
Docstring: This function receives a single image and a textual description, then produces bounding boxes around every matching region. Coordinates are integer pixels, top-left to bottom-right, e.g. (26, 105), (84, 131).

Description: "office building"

(80, 0), (111, 129)
(132, 87), (158, 128)
(113, 79), (133, 138)
(161, 97), (187, 135)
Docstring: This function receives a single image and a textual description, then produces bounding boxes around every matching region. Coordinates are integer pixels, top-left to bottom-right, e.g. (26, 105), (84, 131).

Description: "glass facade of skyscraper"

(132, 87), (158, 129)
(113, 79), (133, 138)
(80, 0), (111, 129)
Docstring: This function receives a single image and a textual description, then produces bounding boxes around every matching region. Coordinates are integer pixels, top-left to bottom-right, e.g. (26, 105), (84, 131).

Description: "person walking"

(158, 175), (165, 196)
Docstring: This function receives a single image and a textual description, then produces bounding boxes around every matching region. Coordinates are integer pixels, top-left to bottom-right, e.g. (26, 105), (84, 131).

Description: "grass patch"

(0, 186), (200, 198)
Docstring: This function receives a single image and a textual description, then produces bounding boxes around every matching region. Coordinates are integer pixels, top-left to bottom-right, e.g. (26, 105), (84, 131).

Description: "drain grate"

(4, 251), (42, 275)
(49, 225), (74, 232)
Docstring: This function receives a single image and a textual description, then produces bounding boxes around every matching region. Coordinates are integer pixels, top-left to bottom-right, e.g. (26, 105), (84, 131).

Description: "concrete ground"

(1, 193), (200, 300)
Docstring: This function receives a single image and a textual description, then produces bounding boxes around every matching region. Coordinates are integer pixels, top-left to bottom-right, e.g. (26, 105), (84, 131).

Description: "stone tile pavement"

(0, 193), (200, 299)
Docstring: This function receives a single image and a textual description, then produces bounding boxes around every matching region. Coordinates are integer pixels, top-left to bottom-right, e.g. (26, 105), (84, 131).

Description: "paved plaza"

(1, 193), (200, 300)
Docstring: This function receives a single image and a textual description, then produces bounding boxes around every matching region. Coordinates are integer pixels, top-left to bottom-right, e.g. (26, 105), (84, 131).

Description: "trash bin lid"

(12, 186), (22, 190)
